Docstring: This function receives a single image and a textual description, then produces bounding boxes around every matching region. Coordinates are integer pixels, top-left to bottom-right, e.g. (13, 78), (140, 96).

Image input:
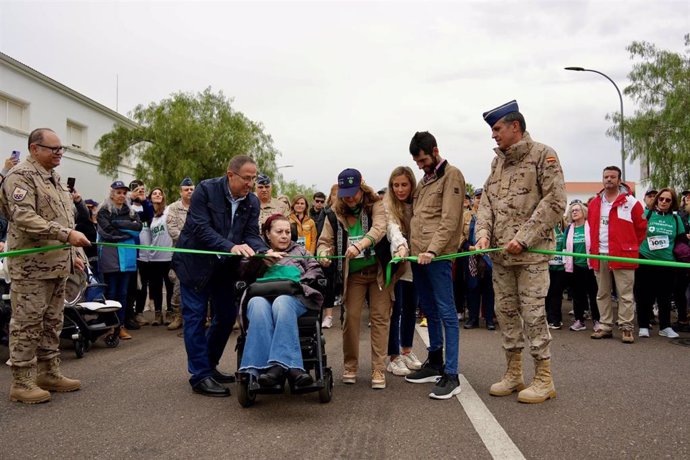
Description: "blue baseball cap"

(84, 199), (99, 207)
(111, 180), (129, 190)
(483, 100), (519, 127)
(337, 168), (362, 198)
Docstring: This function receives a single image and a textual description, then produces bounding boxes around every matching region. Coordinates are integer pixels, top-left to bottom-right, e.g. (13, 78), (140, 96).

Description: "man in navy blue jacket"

(173, 155), (269, 396)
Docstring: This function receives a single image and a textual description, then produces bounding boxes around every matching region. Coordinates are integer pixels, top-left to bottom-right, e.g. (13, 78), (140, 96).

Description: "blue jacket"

(172, 175), (268, 292)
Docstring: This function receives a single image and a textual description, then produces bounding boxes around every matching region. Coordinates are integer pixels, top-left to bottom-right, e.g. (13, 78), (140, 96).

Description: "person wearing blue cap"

(475, 100), (566, 404)
(403, 131), (466, 400)
(165, 177), (195, 331)
(256, 174), (290, 226)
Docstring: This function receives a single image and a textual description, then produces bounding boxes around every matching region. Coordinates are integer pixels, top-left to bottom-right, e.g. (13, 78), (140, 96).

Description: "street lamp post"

(565, 66), (626, 182)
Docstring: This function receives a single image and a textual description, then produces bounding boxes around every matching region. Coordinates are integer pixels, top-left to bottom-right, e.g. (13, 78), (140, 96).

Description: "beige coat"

(166, 199), (189, 245)
(316, 199), (389, 302)
(475, 132), (566, 266)
(0, 157), (77, 279)
(410, 161), (466, 256)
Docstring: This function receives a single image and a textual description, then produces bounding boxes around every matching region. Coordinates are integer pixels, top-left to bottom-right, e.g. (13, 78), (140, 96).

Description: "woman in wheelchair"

(238, 214), (325, 388)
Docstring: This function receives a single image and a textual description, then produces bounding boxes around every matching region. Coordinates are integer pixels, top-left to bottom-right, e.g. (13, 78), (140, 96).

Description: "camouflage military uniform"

(475, 132), (566, 359)
(0, 156), (79, 368)
(259, 198), (290, 227)
(166, 199), (189, 316)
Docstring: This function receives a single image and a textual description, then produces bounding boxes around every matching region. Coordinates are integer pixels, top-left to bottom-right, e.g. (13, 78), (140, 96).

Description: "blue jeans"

(104, 272), (131, 324)
(239, 295), (307, 373)
(412, 261), (460, 375)
(180, 280), (236, 386)
(387, 280), (418, 355)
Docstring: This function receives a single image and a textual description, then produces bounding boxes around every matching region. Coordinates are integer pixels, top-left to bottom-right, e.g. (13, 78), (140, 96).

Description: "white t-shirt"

(598, 196), (614, 254)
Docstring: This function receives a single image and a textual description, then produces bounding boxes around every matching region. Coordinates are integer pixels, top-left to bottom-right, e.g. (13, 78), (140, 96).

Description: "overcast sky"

(1, 0), (688, 192)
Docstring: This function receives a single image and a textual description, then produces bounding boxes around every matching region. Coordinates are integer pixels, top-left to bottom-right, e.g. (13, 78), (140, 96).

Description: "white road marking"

(416, 324), (526, 460)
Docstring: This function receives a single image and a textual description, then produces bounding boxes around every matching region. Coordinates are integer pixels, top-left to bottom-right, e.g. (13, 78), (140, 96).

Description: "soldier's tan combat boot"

(517, 358), (557, 404)
(167, 308), (183, 330)
(489, 350), (526, 396)
(36, 357), (81, 392)
(9, 366), (51, 404)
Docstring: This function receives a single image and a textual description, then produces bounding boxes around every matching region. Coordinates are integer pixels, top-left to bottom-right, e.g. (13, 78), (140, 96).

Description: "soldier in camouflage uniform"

(0, 128), (91, 404)
(256, 174), (290, 226)
(166, 177), (195, 331)
(475, 101), (566, 404)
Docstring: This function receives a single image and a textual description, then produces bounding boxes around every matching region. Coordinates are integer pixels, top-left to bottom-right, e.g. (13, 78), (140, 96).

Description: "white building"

(0, 52), (137, 200)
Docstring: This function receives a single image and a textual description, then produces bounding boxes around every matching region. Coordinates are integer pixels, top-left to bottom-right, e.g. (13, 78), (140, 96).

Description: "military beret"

(483, 100), (519, 127)
(180, 177), (194, 187)
(256, 174), (271, 185)
(474, 188), (483, 197)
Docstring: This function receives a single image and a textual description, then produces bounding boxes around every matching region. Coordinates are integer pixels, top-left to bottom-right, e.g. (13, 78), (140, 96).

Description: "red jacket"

(588, 188), (647, 270)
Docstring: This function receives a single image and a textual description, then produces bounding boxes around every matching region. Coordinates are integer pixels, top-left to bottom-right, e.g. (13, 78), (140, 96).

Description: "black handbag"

(245, 279), (302, 300)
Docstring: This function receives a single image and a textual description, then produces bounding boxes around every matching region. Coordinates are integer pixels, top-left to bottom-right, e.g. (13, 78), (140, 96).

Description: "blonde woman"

(289, 194), (318, 255)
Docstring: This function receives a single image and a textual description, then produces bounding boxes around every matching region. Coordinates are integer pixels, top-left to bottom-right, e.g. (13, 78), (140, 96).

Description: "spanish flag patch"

(546, 156), (557, 163)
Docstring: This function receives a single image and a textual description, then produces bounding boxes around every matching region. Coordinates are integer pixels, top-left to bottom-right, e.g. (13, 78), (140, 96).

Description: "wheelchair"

(234, 279), (333, 407)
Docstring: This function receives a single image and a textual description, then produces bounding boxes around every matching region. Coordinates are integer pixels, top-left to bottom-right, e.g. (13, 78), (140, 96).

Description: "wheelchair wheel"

(318, 368), (333, 404)
(237, 379), (256, 408)
(104, 334), (120, 348)
(74, 339), (86, 359)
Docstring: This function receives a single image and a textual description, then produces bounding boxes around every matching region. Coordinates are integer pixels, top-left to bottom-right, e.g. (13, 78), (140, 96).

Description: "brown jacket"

(475, 132), (566, 266)
(0, 156), (78, 279)
(410, 160), (466, 256)
(316, 199), (389, 302)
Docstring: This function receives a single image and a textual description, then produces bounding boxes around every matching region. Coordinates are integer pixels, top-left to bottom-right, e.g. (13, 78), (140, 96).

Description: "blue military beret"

(180, 177), (194, 187)
(483, 100), (519, 127)
(256, 174), (271, 185)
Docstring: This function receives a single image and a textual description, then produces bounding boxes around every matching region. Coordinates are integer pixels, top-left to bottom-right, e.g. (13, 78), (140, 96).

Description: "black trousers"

(546, 269), (566, 324)
(571, 265), (600, 322)
(634, 263), (675, 329)
(137, 260), (173, 313)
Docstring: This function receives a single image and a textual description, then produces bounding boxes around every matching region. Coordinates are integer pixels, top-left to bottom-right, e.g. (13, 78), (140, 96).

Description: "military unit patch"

(12, 187), (28, 202)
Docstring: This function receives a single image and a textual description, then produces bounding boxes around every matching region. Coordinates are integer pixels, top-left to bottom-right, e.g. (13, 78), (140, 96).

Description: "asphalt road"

(1, 301), (689, 459)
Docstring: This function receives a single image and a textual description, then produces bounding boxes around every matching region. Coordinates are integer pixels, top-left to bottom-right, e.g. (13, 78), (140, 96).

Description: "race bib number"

(549, 255), (565, 266)
(647, 235), (669, 250)
(601, 216), (609, 227)
(296, 236), (306, 248)
(348, 236), (375, 258)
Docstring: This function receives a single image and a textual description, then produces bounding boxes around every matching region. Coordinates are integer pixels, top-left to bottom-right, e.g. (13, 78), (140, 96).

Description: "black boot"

(258, 365), (286, 387)
(287, 368), (314, 388)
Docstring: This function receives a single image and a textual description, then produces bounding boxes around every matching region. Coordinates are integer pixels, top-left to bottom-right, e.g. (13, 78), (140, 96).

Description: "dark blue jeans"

(387, 280), (418, 356)
(467, 266), (495, 324)
(104, 272), (131, 324)
(412, 261), (460, 375)
(180, 280), (236, 386)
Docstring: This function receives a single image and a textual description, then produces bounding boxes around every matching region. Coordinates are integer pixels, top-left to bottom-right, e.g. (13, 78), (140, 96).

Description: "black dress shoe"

(192, 377), (230, 397)
(124, 319), (141, 330)
(287, 368), (314, 388)
(212, 368), (236, 384)
(258, 365), (286, 387)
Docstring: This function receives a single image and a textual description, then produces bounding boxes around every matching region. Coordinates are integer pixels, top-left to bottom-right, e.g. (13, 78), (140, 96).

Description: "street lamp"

(565, 66), (626, 182)
(276, 164), (294, 170)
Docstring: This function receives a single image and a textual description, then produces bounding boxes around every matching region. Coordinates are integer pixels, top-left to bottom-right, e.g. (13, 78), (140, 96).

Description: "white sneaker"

(659, 327), (679, 338)
(321, 315), (333, 329)
(638, 327), (650, 338)
(400, 352), (423, 370)
(387, 357), (412, 376)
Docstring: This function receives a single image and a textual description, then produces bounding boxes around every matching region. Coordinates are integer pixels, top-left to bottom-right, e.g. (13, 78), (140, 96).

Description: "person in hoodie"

(587, 166), (646, 343)
(475, 100), (566, 404)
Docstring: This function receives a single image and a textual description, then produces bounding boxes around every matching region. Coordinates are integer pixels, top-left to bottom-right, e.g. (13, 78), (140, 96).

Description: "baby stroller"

(60, 267), (121, 358)
(234, 279), (333, 407)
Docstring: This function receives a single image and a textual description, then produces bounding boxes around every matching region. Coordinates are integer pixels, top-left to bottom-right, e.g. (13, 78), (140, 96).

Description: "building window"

(66, 120), (87, 150)
(0, 94), (29, 131)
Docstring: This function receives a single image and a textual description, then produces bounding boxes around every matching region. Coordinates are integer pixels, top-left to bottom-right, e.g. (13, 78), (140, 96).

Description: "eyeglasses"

(314, 199), (325, 203)
(658, 197), (672, 203)
(232, 171), (257, 183)
(35, 144), (65, 154)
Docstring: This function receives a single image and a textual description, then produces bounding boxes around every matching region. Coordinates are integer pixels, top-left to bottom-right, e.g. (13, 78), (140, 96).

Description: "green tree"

(607, 34), (690, 188)
(277, 180), (317, 204)
(96, 87), (281, 200)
